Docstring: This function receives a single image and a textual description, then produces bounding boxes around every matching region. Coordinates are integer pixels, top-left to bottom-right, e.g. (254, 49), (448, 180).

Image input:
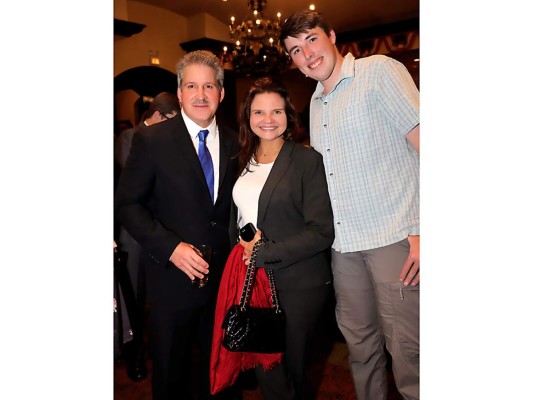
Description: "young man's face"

(283, 27), (338, 83)
(178, 64), (224, 128)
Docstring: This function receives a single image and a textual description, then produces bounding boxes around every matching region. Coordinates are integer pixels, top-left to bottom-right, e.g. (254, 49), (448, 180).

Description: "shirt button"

(326, 149), (330, 152)
(209, 221), (217, 227)
(324, 101), (327, 105)
(329, 173), (333, 176)
(323, 124), (327, 128)
(336, 222), (341, 225)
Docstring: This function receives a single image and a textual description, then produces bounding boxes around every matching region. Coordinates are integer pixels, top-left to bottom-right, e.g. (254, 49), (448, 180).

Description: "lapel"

(257, 141), (294, 227)
(217, 126), (231, 200)
(169, 114), (213, 203)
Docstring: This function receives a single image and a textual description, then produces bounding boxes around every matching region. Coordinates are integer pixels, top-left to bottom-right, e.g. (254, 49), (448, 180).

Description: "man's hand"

(399, 235), (420, 286)
(169, 242), (209, 281)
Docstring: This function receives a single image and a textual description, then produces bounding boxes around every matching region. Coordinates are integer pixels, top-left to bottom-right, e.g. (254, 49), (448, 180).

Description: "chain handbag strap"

(237, 239), (262, 310)
(265, 268), (282, 314)
(237, 239), (280, 312)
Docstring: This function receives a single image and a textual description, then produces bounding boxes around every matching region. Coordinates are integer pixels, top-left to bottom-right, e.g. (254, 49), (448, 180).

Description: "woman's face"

(249, 92), (287, 143)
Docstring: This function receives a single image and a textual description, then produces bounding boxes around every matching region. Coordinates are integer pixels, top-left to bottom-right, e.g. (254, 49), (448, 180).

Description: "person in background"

(281, 10), (420, 400)
(234, 77), (334, 399)
(114, 92), (180, 382)
(115, 92), (180, 170)
(115, 50), (239, 400)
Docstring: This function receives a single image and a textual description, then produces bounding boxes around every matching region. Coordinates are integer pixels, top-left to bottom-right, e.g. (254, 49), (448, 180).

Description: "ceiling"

(134, 0), (419, 35)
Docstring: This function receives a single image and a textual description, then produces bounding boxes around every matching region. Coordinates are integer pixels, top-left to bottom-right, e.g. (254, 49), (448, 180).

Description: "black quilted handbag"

(221, 240), (286, 353)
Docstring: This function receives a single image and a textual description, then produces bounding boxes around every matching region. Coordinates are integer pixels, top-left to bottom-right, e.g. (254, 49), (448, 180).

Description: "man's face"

(177, 64), (224, 128)
(283, 27), (338, 84)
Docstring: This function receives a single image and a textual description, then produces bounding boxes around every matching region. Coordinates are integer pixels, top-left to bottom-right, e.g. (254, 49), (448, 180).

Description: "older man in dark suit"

(115, 50), (239, 400)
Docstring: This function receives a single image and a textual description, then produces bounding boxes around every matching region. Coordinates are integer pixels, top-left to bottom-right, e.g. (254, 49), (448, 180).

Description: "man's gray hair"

(176, 50), (224, 89)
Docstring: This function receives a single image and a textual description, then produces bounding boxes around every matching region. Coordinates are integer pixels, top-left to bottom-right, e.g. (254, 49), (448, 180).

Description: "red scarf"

(210, 244), (283, 394)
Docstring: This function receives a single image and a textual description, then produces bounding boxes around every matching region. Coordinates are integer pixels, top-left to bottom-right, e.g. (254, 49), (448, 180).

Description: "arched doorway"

(115, 66), (178, 97)
(114, 66), (178, 131)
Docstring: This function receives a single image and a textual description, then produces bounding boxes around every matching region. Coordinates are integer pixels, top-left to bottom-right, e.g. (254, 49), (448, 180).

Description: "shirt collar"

(312, 52), (356, 100)
(181, 109), (218, 140)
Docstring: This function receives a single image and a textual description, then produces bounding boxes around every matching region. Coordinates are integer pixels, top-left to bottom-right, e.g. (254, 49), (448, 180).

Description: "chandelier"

(225, 0), (290, 76)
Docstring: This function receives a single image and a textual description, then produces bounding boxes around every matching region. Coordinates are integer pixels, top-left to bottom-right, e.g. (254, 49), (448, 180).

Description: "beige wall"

(114, 2), (232, 77)
(187, 13), (232, 43)
(114, 0), (128, 21)
(114, 1), (188, 77)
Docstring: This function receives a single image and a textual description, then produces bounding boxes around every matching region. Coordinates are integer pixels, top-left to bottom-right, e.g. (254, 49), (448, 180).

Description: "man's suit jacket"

(115, 113), (239, 307)
(231, 141), (335, 291)
(115, 124), (142, 169)
(115, 124), (143, 258)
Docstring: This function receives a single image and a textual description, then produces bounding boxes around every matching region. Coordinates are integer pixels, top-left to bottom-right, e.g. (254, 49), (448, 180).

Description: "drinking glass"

(191, 244), (212, 288)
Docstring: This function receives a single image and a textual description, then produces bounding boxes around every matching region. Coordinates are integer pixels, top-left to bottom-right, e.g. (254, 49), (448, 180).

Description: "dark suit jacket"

(115, 124), (143, 257)
(115, 113), (239, 308)
(115, 123), (143, 169)
(231, 141), (334, 291)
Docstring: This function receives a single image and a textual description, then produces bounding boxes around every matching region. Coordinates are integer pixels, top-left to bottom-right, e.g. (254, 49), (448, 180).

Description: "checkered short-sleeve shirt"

(310, 54), (420, 252)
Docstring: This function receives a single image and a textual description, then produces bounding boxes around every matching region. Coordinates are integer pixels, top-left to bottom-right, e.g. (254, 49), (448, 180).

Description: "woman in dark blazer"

(232, 77), (335, 399)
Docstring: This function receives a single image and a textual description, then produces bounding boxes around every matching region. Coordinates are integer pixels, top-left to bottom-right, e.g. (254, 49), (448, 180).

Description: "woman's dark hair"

(280, 10), (333, 52)
(237, 77), (297, 175)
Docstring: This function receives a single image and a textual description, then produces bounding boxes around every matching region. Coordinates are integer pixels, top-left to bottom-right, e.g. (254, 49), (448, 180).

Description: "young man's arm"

(405, 124), (420, 155)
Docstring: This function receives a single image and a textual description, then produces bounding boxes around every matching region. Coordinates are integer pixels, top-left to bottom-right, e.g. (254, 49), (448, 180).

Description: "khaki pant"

(332, 239), (419, 400)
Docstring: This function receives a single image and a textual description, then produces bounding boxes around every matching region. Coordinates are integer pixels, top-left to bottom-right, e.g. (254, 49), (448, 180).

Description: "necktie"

(198, 129), (214, 202)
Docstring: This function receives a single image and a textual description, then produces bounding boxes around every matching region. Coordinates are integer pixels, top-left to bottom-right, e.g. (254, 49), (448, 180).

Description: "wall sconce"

(149, 50), (160, 66)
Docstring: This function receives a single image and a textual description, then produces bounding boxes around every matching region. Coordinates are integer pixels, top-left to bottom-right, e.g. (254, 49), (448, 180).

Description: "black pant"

(255, 283), (332, 400)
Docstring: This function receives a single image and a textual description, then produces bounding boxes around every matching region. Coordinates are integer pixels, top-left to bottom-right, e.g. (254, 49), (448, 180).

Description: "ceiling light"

(226, 0), (290, 76)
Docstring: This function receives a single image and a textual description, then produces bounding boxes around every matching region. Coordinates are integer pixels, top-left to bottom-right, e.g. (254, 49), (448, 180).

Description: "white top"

(232, 159), (274, 228)
(181, 109), (221, 202)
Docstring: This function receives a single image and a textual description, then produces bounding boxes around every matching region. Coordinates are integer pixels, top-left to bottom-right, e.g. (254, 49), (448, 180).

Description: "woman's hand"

(239, 229), (263, 265)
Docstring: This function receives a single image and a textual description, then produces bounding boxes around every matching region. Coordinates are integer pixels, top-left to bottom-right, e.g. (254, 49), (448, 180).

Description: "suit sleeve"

(114, 129), (134, 169)
(255, 151), (334, 270)
(115, 130), (182, 263)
